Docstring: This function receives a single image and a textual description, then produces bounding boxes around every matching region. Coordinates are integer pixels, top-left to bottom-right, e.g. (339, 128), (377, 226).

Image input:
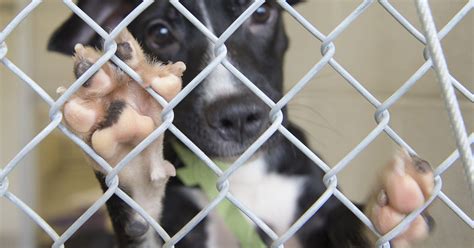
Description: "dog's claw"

(376, 189), (388, 207)
(117, 42), (134, 61)
(74, 43), (84, 53)
(73, 60), (93, 81)
(56, 86), (66, 95)
(421, 212), (435, 234)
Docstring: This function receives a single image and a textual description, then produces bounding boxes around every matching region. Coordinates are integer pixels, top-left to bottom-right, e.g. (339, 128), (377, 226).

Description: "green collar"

(173, 142), (266, 248)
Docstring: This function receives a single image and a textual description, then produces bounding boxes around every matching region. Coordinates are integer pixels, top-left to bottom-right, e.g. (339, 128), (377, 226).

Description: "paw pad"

(59, 29), (185, 180)
(367, 149), (436, 246)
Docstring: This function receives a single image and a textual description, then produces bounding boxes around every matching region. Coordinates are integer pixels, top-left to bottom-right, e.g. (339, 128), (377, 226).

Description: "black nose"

(206, 96), (268, 143)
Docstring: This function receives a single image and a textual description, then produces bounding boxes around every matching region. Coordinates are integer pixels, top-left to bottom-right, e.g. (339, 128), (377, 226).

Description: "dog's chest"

(228, 156), (304, 234)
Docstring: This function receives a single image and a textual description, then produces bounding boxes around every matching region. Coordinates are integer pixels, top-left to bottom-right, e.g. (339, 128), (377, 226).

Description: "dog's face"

(49, 0), (301, 158)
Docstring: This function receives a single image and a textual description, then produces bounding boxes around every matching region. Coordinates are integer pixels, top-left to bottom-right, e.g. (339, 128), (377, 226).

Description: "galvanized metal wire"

(0, 0), (472, 247)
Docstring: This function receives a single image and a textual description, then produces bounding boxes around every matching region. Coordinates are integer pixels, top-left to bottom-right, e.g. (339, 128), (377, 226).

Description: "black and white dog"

(48, 0), (435, 247)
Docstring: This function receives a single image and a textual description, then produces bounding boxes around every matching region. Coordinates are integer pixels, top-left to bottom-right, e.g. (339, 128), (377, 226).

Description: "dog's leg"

(365, 149), (435, 248)
(60, 29), (184, 247)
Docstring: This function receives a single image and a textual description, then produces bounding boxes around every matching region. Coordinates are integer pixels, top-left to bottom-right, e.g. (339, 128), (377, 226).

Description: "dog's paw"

(60, 29), (184, 179)
(60, 29), (184, 238)
(365, 149), (435, 248)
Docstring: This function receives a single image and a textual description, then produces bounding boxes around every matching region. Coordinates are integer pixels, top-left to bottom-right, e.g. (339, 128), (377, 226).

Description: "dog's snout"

(206, 97), (268, 143)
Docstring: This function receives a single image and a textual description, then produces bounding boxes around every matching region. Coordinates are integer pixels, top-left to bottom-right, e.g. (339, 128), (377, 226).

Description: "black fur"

(97, 100), (126, 130)
(160, 186), (209, 248)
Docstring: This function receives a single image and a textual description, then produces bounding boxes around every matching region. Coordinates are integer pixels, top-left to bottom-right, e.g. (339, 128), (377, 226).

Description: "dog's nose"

(206, 97), (268, 143)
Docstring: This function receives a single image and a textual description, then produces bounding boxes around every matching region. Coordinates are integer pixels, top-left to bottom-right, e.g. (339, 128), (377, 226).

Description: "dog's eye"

(252, 5), (271, 24)
(146, 21), (175, 49)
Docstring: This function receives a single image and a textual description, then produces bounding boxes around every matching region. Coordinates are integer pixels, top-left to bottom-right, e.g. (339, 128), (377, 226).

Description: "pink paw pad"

(367, 149), (435, 247)
(58, 29), (185, 183)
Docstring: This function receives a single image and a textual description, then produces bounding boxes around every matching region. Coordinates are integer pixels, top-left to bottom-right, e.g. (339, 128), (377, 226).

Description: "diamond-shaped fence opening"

(0, 0), (472, 248)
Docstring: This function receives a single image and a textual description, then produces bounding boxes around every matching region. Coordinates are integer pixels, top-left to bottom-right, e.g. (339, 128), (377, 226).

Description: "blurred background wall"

(0, 0), (472, 247)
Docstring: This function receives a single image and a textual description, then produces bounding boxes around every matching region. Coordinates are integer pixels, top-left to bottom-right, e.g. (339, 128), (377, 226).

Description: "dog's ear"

(48, 0), (138, 55)
(287, 0), (304, 5)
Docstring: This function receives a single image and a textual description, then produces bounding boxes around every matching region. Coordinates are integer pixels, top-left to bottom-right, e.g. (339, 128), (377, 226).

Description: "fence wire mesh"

(0, 0), (473, 248)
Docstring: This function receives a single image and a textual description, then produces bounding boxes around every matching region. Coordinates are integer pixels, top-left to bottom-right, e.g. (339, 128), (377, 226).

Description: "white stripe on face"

(203, 64), (240, 102)
(197, 0), (241, 102)
(198, 0), (215, 34)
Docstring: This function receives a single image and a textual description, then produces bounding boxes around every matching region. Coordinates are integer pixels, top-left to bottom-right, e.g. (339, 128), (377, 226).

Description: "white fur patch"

(203, 64), (240, 102)
(229, 156), (304, 236)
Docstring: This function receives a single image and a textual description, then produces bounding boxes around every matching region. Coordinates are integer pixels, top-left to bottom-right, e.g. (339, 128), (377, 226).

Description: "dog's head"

(49, 0), (302, 158)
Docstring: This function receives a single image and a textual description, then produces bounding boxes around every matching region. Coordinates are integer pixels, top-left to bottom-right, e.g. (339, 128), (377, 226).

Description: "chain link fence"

(0, 0), (472, 247)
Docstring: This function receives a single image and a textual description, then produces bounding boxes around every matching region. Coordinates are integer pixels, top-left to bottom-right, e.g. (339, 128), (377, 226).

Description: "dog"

(48, 1), (435, 247)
